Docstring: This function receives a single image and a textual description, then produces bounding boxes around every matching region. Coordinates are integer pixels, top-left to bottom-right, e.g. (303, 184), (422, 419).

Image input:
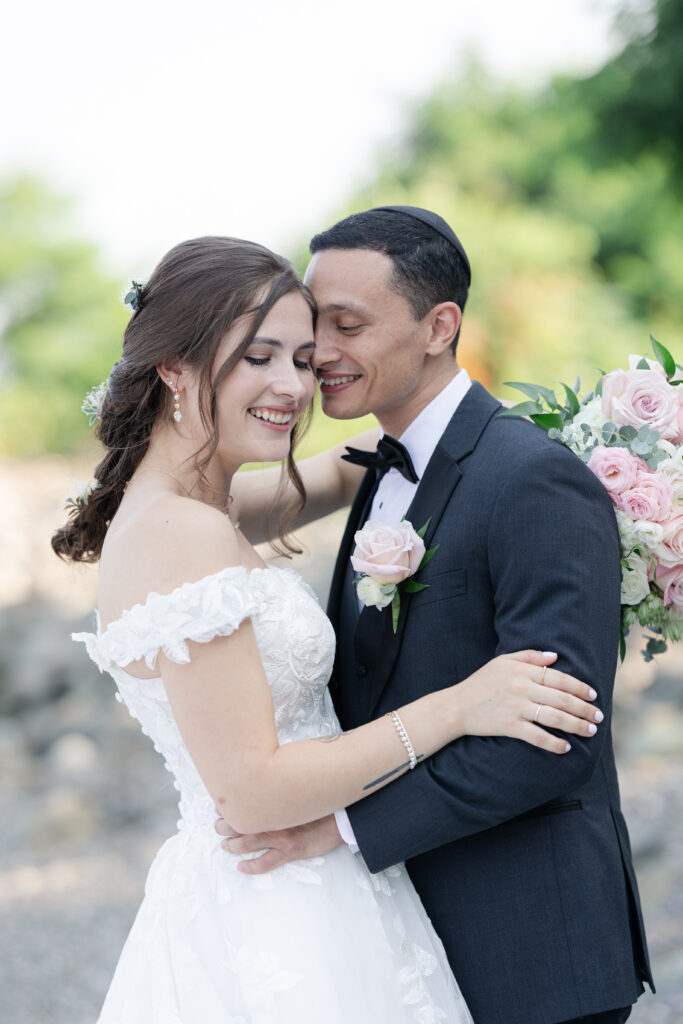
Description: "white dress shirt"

(335, 369), (473, 852)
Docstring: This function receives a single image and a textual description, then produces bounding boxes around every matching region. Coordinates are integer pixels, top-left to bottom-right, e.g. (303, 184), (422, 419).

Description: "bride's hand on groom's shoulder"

(214, 811), (344, 873)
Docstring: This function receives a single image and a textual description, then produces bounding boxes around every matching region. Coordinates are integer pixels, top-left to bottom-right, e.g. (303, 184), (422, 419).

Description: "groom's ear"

(424, 302), (462, 356)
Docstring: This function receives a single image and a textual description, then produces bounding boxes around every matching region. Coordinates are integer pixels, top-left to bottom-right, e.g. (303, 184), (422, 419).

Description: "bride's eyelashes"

(244, 355), (313, 371)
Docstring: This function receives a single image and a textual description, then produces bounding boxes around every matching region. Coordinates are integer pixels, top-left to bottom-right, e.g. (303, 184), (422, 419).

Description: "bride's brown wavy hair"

(52, 236), (316, 564)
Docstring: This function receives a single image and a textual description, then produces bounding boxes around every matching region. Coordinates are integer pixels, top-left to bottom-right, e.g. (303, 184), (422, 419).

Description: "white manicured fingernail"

(542, 651), (557, 657)
(588, 723), (597, 734)
(565, 742), (572, 752)
(589, 688), (597, 699)
(594, 709), (604, 722)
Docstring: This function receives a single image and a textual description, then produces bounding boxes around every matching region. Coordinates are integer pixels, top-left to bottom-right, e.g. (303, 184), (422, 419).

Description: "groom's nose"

(311, 325), (342, 369)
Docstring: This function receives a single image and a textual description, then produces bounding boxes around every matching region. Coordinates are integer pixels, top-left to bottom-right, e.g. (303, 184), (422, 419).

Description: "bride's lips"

(248, 406), (296, 433)
(317, 373), (362, 395)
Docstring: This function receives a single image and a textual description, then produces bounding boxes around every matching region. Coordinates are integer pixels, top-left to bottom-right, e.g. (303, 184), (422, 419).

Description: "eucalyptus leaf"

(574, 376), (581, 393)
(618, 425), (638, 441)
(548, 428), (561, 439)
(602, 421), (617, 443)
(636, 357), (650, 370)
(595, 375), (604, 398)
(650, 335), (676, 378)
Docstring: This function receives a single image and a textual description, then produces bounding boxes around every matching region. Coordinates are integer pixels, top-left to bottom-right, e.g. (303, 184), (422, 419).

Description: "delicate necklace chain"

(131, 469), (239, 528)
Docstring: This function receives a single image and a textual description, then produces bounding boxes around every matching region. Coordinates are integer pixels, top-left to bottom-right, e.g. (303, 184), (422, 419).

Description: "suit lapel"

(327, 468), (375, 636)
(358, 382), (502, 718)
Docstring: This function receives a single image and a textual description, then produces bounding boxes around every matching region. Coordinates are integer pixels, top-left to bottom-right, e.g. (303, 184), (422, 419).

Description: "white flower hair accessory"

(64, 477), (101, 514)
(81, 380), (109, 426)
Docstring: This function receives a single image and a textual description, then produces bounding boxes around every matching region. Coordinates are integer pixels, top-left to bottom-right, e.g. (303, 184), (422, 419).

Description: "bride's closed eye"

(245, 355), (312, 371)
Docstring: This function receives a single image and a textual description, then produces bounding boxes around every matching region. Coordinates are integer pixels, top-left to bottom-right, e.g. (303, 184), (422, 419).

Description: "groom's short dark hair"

(309, 209), (469, 351)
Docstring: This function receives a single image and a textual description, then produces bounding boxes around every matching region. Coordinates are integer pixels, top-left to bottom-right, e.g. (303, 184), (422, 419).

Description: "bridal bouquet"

(503, 338), (683, 661)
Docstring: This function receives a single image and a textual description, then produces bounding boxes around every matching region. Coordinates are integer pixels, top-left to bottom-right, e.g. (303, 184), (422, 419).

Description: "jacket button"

(357, 664), (367, 677)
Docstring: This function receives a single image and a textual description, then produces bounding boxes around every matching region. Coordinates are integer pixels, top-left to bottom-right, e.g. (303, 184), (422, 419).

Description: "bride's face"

(211, 290), (316, 469)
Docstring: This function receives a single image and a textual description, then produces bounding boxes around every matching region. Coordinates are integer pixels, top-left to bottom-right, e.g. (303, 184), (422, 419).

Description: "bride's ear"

(156, 360), (188, 392)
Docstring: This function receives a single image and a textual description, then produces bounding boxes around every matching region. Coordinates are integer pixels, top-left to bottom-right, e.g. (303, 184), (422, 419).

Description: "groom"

(218, 207), (653, 1023)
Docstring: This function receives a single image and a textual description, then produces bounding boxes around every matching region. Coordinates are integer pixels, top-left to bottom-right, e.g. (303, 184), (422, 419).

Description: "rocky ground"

(1, 457), (682, 1023)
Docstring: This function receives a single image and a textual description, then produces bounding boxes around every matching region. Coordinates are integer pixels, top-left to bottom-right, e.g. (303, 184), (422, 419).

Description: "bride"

(53, 236), (603, 1023)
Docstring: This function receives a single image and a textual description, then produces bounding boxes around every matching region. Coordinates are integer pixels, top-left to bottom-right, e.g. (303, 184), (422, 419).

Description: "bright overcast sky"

(3, 0), (626, 275)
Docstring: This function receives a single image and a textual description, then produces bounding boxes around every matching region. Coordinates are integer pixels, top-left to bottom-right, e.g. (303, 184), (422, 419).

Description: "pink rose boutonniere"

(351, 518), (438, 632)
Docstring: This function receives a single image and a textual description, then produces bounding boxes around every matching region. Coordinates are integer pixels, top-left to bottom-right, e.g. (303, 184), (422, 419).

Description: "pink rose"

(656, 512), (683, 569)
(657, 565), (683, 612)
(602, 367), (680, 441)
(587, 445), (642, 496)
(351, 519), (426, 585)
(619, 470), (674, 523)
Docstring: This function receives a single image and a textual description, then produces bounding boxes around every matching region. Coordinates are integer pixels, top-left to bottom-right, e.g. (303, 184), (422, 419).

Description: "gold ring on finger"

(539, 665), (547, 685)
(534, 703), (545, 725)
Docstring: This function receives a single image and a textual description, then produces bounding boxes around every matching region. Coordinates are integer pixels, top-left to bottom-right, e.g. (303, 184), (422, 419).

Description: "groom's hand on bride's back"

(214, 811), (343, 873)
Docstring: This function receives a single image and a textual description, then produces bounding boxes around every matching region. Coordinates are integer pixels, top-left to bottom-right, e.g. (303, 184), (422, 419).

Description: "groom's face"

(305, 248), (427, 422)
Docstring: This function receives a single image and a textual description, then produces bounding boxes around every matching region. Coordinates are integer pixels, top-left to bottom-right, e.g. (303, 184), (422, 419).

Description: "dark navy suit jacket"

(327, 382), (653, 1024)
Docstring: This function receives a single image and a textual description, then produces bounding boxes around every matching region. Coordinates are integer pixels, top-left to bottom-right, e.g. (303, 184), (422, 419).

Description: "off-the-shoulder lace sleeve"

(72, 566), (262, 673)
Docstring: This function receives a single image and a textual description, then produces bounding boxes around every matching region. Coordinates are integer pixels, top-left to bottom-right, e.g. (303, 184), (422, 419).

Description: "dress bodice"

(73, 566), (339, 831)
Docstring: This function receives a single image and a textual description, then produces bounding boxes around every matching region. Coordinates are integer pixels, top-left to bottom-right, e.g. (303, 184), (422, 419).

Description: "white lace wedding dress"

(74, 565), (471, 1024)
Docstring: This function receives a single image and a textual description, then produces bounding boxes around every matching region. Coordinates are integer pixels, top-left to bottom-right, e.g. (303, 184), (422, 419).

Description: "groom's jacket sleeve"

(345, 443), (623, 873)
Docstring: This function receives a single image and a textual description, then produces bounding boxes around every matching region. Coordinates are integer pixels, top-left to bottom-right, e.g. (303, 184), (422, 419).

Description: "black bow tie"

(341, 435), (419, 484)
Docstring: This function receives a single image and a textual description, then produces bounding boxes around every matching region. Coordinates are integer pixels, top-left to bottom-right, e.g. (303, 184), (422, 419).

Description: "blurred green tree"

(337, 0), (682, 397)
(0, 177), (127, 456)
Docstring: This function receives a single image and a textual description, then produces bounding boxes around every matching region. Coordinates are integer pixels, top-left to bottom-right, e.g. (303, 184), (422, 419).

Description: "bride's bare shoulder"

(99, 495), (241, 627)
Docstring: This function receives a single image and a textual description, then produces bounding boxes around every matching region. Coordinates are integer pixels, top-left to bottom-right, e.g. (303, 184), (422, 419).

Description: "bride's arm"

(231, 427), (380, 543)
(159, 517), (601, 835)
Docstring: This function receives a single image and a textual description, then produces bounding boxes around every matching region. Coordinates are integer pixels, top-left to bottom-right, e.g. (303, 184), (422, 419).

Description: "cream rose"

(351, 519), (426, 585)
(602, 367), (680, 441)
(620, 552), (652, 606)
(632, 518), (664, 553)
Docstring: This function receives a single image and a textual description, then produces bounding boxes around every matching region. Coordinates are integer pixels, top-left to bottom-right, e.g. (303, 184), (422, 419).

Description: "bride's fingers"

(529, 665), (598, 703)
(514, 721), (571, 755)
(530, 683), (603, 723)
(531, 703), (600, 738)
(507, 650), (558, 666)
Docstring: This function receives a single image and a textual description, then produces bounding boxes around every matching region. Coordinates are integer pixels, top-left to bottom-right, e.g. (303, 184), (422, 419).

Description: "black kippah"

(370, 205), (471, 286)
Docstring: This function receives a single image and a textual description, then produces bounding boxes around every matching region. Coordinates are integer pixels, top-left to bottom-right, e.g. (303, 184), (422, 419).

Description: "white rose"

(614, 509), (637, 553)
(632, 519), (664, 553)
(658, 448), (683, 509)
(572, 396), (604, 432)
(620, 552), (652, 606)
(356, 576), (395, 610)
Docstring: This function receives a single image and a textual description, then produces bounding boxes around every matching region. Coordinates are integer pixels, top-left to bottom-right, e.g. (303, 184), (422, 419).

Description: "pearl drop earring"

(167, 378), (182, 423)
